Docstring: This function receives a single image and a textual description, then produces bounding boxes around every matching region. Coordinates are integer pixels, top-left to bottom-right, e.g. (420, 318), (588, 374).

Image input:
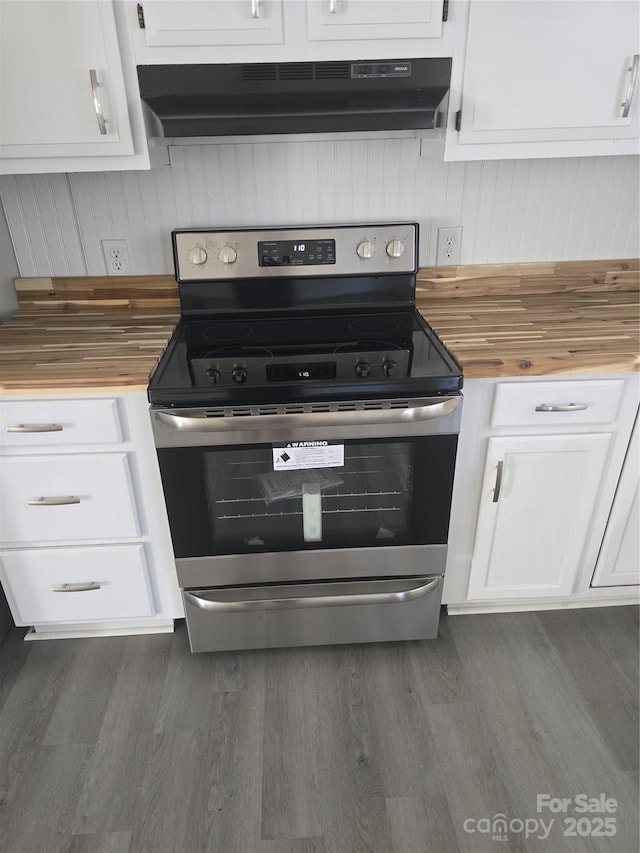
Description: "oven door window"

(157, 436), (456, 558)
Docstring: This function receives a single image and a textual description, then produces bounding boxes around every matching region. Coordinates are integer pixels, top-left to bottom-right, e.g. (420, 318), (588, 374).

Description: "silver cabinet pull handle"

(89, 69), (107, 135)
(329, 0), (338, 12)
(251, 0), (260, 18)
(6, 423), (63, 433)
(52, 582), (101, 593)
(622, 54), (639, 118)
(27, 496), (81, 506)
(155, 397), (458, 433)
(535, 403), (589, 413)
(492, 460), (504, 503)
(185, 577), (440, 613)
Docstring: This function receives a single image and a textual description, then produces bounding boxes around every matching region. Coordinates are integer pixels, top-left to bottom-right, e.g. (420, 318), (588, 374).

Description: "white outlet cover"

(101, 239), (131, 275)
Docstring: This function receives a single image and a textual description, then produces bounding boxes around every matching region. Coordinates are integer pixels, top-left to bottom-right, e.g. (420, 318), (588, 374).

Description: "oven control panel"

(173, 224), (418, 281)
(189, 347), (411, 388)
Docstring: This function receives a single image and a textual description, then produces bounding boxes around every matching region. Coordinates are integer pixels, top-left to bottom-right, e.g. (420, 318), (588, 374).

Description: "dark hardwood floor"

(0, 606), (638, 853)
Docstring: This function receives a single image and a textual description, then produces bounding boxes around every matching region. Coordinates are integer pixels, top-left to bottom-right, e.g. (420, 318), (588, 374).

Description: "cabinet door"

(138, 0), (284, 46)
(591, 416), (639, 587)
(307, 0), (444, 41)
(457, 0), (639, 145)
(468, 434), (611, 600)
(0, 0), (134, 159)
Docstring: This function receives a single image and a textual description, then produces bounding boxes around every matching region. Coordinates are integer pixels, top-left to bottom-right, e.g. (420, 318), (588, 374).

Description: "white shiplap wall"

(1, 142), (638, 276)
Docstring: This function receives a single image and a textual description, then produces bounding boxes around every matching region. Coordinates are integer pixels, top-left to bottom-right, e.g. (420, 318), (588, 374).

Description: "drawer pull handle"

(492, 460), (504, 503)
(6, 423), (63, 433)
(329, 0), (339, 12)
(535, 403), (589, 413)
(89, 69), (108, 135)
(621, 54), (639, 118)
(250, 0), (260, 18)
(27, 496), (81, 506)
(52, 582), (101, 593)
(185, 577), (441, 613)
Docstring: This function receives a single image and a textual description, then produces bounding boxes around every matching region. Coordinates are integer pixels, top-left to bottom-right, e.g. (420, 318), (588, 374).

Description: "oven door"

(152, 397), (461, 589)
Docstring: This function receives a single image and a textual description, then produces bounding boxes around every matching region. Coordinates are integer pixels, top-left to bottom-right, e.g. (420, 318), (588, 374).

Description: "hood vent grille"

(240, 62), (350, 82)
(315, 62), (351, 79)
(241, 64), (277, 81)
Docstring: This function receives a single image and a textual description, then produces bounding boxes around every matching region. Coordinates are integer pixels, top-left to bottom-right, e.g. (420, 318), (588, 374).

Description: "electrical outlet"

(436, 226), (463, 266)
(101, 239), (131, 275)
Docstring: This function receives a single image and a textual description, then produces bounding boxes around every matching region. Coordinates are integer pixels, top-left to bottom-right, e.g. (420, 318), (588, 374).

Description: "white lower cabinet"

(444, 374), (640, 611)
(0, 391), (182, 638)
(591, 415), (640, 588)
(467, 434), (611, 600)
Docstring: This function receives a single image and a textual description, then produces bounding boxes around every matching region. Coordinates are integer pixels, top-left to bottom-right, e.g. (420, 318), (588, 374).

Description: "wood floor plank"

(42, 637), (127, 746)
(0, 743), (93, 853)
(68, 832), (132, 853)
(153, 623), (246, 735)
(70, 634), (174, 835)
(386, 795), (461, 853)
(0, 627), (31, 713)
(536, 608), (639, 772)
(310, 645), (395, 853)
(450, 611), (639, 853)
(189, 651), (267, 853)
(261, 647), (324, 842)
(356, 642), (445, 799)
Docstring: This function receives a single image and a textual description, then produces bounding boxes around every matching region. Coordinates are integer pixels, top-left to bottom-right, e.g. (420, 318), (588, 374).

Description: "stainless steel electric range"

(148, 224), (462, 653)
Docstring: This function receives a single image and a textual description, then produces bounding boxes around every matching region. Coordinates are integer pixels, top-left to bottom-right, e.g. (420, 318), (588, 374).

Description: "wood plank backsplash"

(1, 145), (638, 277)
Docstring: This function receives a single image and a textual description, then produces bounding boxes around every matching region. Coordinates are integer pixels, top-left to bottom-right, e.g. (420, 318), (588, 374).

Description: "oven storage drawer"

(182, 574), (443, 652)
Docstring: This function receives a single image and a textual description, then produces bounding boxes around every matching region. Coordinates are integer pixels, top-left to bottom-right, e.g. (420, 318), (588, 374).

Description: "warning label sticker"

(272, 440), (344, 471)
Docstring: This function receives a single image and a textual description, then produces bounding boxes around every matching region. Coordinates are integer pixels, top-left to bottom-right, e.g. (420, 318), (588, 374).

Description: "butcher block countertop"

(0, 259), (637, 394)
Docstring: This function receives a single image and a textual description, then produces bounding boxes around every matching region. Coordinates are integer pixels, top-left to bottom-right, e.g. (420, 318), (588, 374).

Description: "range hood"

(137, 58), (451, 138)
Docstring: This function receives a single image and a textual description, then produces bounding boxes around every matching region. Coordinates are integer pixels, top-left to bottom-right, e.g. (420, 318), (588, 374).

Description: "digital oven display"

(258, 239), (336, 267)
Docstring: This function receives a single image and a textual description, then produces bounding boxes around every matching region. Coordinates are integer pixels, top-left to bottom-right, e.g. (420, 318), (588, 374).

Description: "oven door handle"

(184, 576), (441, 612)
(154, 397), (458, 433)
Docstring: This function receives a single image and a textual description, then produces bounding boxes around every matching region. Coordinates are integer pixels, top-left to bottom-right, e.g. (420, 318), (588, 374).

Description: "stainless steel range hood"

(137, 58), (451, 138)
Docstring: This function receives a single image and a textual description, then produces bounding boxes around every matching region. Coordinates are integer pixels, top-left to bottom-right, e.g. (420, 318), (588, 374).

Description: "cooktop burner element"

(201, 323), (254, 343)
(348, 317), (400, 336)
(148, 224), (462, 407)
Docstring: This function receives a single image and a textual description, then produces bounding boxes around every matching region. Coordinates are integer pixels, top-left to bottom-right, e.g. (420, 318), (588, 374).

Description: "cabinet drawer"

(0, 545), (154, 624)
(0, 453), (140, 544)
(491, 379), (624, 428)
(1, 399), (122, 448)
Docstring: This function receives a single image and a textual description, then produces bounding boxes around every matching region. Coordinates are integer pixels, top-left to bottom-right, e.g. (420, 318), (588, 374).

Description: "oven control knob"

(382, 359), (398, 377)
(205, 367), (221, 384)
(356, 240), (375, 260)
(232, 367), (248, 383)
(355, 361), (371, 378)
(386, 240), (405, 259)
(218, 245), (238, 265)
(188, 246), (208, 266)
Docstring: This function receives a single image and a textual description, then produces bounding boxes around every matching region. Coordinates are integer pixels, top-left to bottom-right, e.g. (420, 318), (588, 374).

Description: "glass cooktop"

(148, 308), (462, 408)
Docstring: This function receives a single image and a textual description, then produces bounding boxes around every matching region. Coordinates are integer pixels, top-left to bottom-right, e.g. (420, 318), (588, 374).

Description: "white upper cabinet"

(446, 0), (640, 160)
(307, 0), (444, 42)
(0, 1), (134, 159)
(137, 0), (284, 47)
(130, 0), (454, 65)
